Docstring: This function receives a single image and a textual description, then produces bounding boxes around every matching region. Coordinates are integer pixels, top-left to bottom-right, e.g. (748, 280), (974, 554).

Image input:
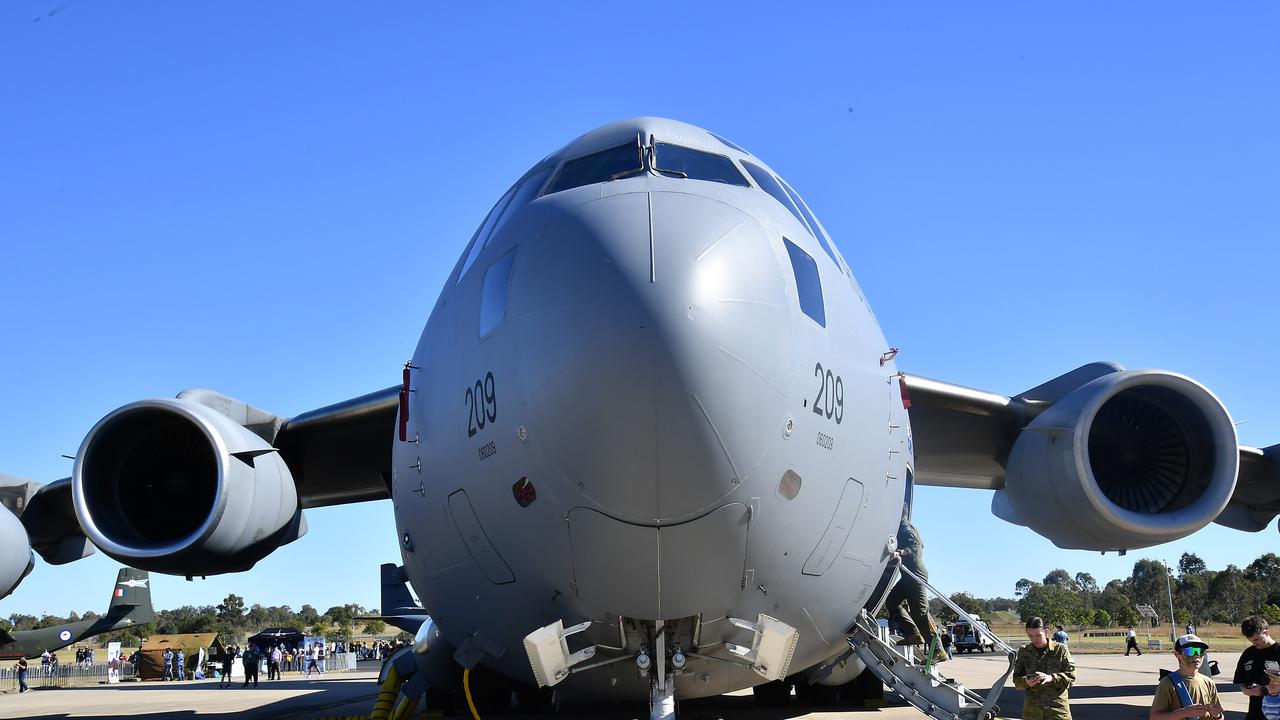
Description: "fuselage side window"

(543, 141), (644, 196)
(741, 161), (812, 237)
(780, 181), (840, 269)
(479, 248), (517, 338)
(784, 237), (825, 328)
(652, 143), (750, 186)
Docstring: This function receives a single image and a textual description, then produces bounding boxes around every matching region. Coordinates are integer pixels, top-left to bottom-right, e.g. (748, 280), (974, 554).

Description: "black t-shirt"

(1234, 641), (1280, 719)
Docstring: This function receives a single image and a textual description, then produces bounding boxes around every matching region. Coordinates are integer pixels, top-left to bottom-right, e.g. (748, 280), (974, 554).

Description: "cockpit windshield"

(542, 137), (751, 196)
(543, 140), (644, 195)
(652, 143), (749, 186)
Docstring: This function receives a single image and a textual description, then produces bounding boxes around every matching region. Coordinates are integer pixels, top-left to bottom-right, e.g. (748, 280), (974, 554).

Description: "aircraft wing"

(905, 362), (1280, 550)
(266, 386), (400, 508)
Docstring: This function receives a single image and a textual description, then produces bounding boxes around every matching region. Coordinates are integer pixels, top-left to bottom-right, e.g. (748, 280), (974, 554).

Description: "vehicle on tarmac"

(951, 618), (996, 654)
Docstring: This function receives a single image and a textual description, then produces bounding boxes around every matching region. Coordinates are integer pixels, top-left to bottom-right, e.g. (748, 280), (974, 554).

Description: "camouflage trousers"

(1021, 700), (1072, 720)
(887, 573), (936, 639)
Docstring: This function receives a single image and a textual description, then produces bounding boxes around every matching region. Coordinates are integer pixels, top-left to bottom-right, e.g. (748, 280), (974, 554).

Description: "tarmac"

(0, 651), (1253, 719)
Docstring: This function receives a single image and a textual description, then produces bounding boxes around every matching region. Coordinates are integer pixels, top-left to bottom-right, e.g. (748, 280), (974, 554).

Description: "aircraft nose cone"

(512, 190), (791, 523)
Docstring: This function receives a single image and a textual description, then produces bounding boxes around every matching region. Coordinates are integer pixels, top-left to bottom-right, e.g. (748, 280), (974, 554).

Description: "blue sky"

(1, 3), (1277, 618)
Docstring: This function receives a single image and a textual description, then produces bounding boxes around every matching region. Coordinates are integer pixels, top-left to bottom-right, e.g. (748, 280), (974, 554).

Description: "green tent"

(137, 633), (225, 680)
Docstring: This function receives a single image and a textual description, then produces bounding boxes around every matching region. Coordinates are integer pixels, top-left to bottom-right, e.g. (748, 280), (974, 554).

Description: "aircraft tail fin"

(380, 563), (423, 617)
(108, 568), (155, 624)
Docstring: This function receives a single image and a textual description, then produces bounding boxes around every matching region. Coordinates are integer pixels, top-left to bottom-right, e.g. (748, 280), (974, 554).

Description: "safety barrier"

(0, 661), (137, 691)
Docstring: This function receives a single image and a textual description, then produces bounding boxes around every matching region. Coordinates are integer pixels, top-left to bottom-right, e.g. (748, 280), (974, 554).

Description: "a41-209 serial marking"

(464, 371), (497, 437)
(812, 362), (844, 423)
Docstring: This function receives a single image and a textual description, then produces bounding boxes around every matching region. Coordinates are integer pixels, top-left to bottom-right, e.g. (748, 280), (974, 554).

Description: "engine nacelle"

(1001, 370), (1238, 551)
(0, 505), (34, 599)
(72, 397), (304, 576)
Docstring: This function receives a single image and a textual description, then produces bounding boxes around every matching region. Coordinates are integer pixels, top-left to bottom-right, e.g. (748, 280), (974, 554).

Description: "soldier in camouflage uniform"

(886, 507), (945, 663)
(1013, 616), (1076, 720)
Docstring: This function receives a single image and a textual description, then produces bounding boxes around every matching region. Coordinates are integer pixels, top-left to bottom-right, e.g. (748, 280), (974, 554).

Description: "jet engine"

(71, 397), (304, 576)
(1000, 370), (1238, 551)
(0, 505), (34, 599)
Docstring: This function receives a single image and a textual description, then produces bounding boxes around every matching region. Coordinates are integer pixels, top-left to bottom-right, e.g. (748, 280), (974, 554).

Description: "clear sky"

(1, 3), (1277, 619)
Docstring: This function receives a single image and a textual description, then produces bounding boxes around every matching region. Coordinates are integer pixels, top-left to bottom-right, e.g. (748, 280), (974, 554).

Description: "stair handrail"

(893, 563), (1019, 719)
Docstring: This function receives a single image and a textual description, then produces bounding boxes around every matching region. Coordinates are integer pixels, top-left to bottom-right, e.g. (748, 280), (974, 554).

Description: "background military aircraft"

(0, 567), (154, 660)
(0, 118), (1276, 720)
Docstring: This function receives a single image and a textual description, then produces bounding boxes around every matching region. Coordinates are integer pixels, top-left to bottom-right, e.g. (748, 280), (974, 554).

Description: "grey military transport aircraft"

(0, 567), (154, 660)
(1, 118), (1277, 719)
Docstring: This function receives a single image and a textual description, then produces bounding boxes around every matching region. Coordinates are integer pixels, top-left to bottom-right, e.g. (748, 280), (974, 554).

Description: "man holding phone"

(1235, 615), (1280, 720)
(1013, 617), (1077, 719)
(1151, 634), (1224, 720)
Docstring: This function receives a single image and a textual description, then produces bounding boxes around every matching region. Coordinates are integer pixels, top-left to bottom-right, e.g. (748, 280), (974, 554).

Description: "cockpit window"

(784, 238), (825, 327)
(652, 143), (749, 186)
(543, 141), (643, 196)
(457, 166), (551, 284)
(780, 181), (840, 269)
(741, 161), (811, 236)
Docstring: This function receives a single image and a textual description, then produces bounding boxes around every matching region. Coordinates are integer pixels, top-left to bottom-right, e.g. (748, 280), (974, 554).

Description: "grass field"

(984, 621), (1252, 654)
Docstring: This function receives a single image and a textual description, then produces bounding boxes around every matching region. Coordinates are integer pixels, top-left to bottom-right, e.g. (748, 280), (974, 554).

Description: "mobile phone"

(1266, 660), (1280, 675)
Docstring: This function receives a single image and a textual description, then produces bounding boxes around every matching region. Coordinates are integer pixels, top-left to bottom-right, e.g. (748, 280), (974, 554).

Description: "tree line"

(0, 593), (399, 647)
(934, 552), (1280, 628)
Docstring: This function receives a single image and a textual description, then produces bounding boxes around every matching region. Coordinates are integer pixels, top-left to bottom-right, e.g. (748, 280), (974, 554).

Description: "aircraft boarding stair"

(846, 565), (1016, 720)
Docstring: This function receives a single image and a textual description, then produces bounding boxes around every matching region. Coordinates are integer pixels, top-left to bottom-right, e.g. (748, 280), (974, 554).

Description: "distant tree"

(35, 614), (69, 629)
(950, 592), (983, 616)
(1015, 578), (1037, 598)
(324, 605), (358, 627)
(1208, 565), (1259, 623)
(1261, 604), (1280, 625)
(1096, 588), (1132, 620)
(0, 617), (11, 632)
(1130, 559), (1171, 609)
(309, 622), (334, 638)
(1175, 608), (1191, 626)
(299, 604), (320, 626)
(1018, 584), (1087, 625)
(1246, 554), (1280, 588)
(1092, 609), (1113, 627)
(1177, 572), (1211, 625)
(67, 611), (81, 624)
(984, 597), (1019, 613)
(245, 603), (268, 629)
(1075, 572), (1100, 597)
(1179, 552), (1208, 577)
(9, 614), (38, 631)
(216, 593), (246, 626)
(362, 619), (387, 635)
(1114, 606), (1140, 627)
(1043, 569), (1080, 593)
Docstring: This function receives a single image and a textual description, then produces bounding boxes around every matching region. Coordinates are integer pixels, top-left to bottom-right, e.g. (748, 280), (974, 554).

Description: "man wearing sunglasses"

(1234, 616), (1280, 720)
(1150, 634), (1224, 720)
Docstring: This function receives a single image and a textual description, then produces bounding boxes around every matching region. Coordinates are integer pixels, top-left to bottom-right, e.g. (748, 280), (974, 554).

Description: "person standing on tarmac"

(886, 506), (946, 663)
(1014, 616), (1077, 720)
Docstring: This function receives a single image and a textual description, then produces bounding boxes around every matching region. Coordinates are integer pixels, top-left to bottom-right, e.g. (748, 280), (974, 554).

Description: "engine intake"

(1001, 370), (1237, 551)
(72, 397), (304, 575)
